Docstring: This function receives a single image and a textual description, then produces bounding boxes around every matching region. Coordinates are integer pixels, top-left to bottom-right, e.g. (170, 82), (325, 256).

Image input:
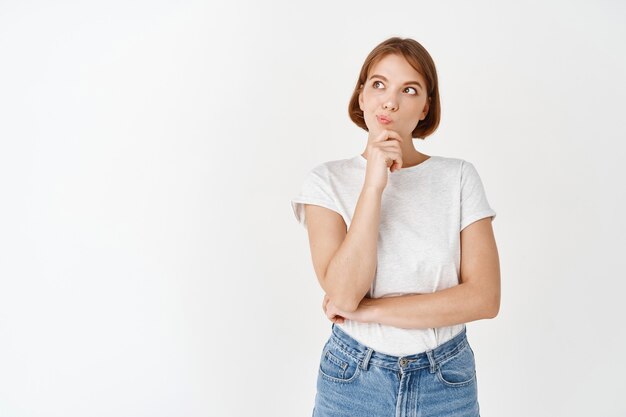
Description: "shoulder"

(431, 155), (482, 174)
(309, 156), (356, 177)
(427, 155), (468, 174)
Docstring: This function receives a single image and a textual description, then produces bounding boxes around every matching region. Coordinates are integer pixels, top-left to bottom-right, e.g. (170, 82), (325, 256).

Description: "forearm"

(353, 283), (497, 329)
(324, 186), (383, 312)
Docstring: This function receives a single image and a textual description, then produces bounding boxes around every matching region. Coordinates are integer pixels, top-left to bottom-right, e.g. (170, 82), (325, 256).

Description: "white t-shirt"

(290, 154), (497, 356)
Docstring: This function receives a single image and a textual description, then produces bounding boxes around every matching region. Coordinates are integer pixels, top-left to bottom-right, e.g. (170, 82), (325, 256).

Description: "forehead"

(368, 53), (425, 83)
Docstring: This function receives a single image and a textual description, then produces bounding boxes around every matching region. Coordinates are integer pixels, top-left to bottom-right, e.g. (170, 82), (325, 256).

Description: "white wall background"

(1, 1), (625, 416)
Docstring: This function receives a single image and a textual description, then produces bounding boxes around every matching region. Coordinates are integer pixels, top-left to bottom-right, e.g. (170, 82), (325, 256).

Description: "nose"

(382, 97), (397, 111)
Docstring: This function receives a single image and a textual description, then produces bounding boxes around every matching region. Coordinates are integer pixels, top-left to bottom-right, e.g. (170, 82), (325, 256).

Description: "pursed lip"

(376, 114), (393, 123)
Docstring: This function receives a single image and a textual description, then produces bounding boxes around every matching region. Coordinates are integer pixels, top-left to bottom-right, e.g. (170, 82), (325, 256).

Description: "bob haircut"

(348, 37), (441, 139)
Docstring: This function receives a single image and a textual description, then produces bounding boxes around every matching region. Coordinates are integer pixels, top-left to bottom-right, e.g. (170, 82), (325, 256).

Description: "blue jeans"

(313, 323), (480, 417)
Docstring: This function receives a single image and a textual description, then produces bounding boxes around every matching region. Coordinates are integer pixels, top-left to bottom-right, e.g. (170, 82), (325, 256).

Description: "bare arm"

(345, 283), (495, 329)
(305, 185), (383, 313)
(306, 129), (405, 313)
(325, 185), (383, 312)
(328, 217), (501, 327)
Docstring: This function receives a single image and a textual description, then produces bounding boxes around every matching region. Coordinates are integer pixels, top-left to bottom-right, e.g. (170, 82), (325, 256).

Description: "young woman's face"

(358, 53), (430, 138)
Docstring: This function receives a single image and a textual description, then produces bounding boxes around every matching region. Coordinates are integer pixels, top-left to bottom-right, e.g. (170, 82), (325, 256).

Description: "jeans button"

(399, 358), (407, 367)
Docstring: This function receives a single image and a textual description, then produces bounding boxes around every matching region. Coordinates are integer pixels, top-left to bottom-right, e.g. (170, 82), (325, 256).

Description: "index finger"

(375, 129), (404, 144)
(385, 130), (404, 144)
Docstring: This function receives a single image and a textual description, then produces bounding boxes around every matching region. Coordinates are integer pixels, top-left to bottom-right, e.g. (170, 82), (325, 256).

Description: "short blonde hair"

(348, 37), (441, 139)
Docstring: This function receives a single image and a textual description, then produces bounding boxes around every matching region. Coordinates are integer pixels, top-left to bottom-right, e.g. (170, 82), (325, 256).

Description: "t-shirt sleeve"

(460, 160), (497, 232)
(290, 166), (341, 229)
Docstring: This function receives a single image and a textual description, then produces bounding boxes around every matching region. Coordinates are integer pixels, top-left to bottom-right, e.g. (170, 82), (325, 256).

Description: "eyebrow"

(369, 74), (423, 90)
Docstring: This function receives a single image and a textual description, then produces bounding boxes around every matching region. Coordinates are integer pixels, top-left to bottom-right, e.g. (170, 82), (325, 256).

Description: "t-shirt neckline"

(354, 154), (436, 172)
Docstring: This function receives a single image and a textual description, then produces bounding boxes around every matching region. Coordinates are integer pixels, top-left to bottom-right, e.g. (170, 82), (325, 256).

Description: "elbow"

(485, 305), (499, 319)
(330, 293), (361, 313)
(468, 282), (500, 319)
(474, 284), (500, 320)
(485, 295), (500, 319)
(336, 299), (360, 314)
(325, 289), (362, 313)
(322, 273), (367, 313)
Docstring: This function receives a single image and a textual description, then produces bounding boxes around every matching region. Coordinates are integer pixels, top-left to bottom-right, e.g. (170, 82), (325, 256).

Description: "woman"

(290, 37), (500, 417)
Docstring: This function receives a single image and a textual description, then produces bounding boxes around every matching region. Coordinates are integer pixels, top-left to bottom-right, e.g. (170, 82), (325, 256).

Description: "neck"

(360, 146), (429, 168)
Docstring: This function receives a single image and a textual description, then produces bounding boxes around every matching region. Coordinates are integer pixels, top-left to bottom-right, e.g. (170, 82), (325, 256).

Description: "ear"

(358, 85), (364, 111)
(420, 97), (431, 120)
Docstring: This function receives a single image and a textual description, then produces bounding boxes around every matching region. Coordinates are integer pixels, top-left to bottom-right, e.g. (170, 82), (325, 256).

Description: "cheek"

(361, 98), (375, 114)
(406, 98), (426, 113)
(362, 90), (382, 105)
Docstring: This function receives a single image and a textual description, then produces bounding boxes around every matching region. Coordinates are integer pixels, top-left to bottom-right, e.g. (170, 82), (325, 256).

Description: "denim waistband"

(329, 323), (469, 373)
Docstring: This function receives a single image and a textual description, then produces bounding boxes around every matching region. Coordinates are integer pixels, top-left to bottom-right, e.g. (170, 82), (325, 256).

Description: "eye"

(372, 80), (384, 89)
(404, 87), (418, 95)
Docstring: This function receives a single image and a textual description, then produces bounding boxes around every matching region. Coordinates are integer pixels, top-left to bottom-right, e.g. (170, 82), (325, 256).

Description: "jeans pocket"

(436, 342), (476, 387)
(318, 337), (361, 383)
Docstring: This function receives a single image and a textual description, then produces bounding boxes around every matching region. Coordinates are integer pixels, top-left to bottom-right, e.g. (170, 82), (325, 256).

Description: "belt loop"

(360, 348), (373, 370)
(426, 350), (437, 374)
